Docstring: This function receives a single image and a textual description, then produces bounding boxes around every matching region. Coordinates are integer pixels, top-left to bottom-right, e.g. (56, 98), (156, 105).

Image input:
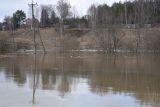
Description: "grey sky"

(0, 0), (125, 22)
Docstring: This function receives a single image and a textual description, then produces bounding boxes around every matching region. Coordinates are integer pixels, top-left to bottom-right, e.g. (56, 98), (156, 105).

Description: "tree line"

(0, 0), (88, 31)
(1, 0), (160, 31)
(0, 0), (160, 53)
(87, 0), (160, 53)
(88, 0), (160, 28)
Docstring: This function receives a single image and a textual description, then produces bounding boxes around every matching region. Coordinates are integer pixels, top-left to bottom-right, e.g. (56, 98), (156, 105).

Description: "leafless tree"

(40, 5), (52, 27)
(111, 28), (125, 52)
(57, 0), (71, 37)
(57, 0), (71, 20)
(144, 29), (160, 52)
(88, 4), (97, 30)
(71, 6), (78, 19)
(3, 16), (12, 30)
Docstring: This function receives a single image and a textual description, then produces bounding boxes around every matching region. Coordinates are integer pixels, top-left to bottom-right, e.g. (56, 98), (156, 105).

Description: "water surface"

(0, 53), (160, 107)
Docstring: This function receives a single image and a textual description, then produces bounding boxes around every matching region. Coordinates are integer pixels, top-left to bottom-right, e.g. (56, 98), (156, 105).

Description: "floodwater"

(0, 53), (160, 107)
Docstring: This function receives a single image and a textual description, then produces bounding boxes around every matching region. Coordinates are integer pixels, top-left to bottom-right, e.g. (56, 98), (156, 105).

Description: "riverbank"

(0, 27), (160, 53)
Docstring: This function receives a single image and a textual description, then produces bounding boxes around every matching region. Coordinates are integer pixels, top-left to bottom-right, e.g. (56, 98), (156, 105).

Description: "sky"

(0, 0), (125, 22)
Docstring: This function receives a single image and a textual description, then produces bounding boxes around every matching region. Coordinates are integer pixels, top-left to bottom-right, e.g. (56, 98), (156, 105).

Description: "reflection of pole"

(32, 53), (37, 104)
(32, 77), (36, 104)
(32, 54), (45, 104)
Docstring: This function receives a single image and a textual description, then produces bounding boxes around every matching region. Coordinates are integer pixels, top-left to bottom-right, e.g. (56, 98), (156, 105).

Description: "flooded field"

(0, 53), (160, 107)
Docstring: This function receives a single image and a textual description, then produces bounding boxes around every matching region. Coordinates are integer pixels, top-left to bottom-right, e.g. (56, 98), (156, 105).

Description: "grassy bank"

(0, 27), (160, 53)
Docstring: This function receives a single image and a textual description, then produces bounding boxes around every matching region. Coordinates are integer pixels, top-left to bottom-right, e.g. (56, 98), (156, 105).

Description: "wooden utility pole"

(125, 1), (128, 25)
(29, 0), (37, 54)
(29, 0), (46, 54)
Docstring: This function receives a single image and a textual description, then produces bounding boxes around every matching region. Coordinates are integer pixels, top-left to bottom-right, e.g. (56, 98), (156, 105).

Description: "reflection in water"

(32, 54), (45, 104)
(0, 53), (160, 107)
(32, 54), (36, 104)
(32, 54), (37, 104)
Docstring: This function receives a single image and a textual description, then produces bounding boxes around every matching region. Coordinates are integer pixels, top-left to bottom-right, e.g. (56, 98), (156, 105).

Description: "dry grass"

(1, 27), (160, 52)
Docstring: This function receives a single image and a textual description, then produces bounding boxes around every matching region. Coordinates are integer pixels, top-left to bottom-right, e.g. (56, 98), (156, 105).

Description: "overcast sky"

(0, 0), (125, 22)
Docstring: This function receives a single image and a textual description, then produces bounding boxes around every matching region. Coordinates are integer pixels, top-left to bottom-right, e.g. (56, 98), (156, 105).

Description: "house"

(25, 18), (32, 29)
(2, 25), (6, 31)
(22, 18), (39, 29)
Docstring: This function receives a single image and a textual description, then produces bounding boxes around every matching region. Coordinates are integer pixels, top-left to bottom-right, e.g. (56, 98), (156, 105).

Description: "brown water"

(0, 53), (160, 107)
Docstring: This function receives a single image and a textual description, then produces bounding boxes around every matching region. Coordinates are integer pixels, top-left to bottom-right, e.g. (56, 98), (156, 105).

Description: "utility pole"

(125, 0), (128, 25)
(29, 0), (37, 54)
(28, 0), (46, 54)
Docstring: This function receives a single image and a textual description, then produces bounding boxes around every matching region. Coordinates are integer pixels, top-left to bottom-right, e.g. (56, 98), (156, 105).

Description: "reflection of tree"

(6, 57), (26, 86)
(41, 70), (57, 90)
(41, 70), (50, 89)
(58, 54), (71, 97)
(41, 55), (57, 90)
(13, 64), (26, 86)
(88, 71), (160, 106)
(1, 54), (160, 107)
(85, 55), (160, 107)
(32, 54), (45, 104)
(58, 75), (70, 97)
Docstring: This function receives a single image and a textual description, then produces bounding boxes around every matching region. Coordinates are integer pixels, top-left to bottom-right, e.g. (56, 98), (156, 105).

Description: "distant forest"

(88, 0), (160, 28)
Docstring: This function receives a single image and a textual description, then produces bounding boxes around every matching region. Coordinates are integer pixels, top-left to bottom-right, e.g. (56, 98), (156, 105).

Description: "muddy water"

(0, 53), (160, 107)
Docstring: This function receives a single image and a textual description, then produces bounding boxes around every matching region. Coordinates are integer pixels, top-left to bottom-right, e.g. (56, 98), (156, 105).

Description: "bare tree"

(88, 4), (97, 30)
(111, 28), (125, 52)
(144, 29), (160, 52)
(57, 0), (71, 20)
(3, 16), (12, 30)
(50, 10), (59, 26)
(40, 5), (50, 27)
(71, 6), (78, 19)
(57, 0), (71, 37)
